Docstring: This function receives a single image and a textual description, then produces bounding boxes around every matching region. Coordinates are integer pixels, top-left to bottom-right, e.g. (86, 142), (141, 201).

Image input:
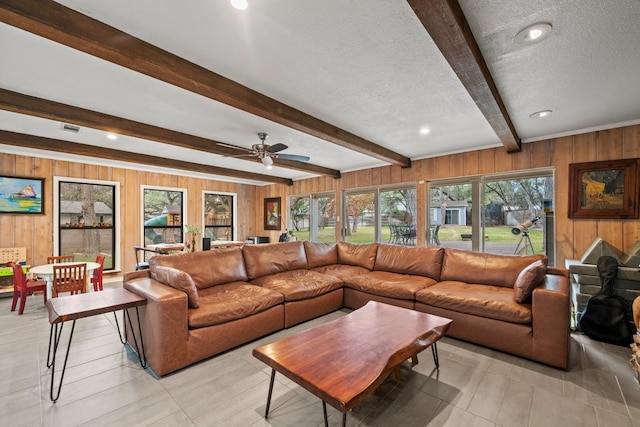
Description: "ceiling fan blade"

(276, 154), (310, 162)
(267, 143), (288, 153)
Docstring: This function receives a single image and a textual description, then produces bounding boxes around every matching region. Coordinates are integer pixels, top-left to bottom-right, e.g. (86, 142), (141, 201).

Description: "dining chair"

(47, 255), (75, 264)
(52, 263), (87, 297)
(90, 255), (106, 291)
(11, 264), (47, 315)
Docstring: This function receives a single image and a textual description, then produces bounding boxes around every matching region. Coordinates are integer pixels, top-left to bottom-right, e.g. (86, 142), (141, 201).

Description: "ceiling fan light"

(262, 156), (273, 167)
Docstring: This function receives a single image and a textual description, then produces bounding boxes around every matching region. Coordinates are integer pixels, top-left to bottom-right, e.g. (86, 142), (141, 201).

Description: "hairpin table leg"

(48, 320), (77, 402)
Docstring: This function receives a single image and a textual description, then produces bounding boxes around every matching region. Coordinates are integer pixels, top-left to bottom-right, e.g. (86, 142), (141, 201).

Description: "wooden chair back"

(52, 263), (87, 297)
(91, 255), (106, 291)
(47, 255), (75, 264)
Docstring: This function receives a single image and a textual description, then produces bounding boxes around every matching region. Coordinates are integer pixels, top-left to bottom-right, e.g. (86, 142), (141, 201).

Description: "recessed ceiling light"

(529, 110), (553, 118)
(106, 133), (118, 140)
(230, 0), (248, 10)
(419, 127), (431, 135)
(514, 23), (552, 46)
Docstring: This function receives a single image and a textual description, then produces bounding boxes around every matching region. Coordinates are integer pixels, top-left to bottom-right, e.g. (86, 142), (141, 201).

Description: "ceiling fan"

(219, 132), (310, 168)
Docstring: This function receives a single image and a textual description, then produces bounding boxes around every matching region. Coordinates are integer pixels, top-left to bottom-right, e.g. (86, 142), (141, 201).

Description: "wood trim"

(407, 0), (521, 153)
(0, 0), (409, 168)
(0, 130), (294, 186)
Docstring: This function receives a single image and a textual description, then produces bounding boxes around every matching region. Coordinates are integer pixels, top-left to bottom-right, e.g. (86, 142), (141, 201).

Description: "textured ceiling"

(0, 0), (639, 185)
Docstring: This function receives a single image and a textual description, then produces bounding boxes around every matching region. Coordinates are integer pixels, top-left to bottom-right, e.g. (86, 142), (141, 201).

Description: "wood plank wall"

(1, 123), (638, 277)
(254, 124), (640, 267)
(0, 155), (254, 277)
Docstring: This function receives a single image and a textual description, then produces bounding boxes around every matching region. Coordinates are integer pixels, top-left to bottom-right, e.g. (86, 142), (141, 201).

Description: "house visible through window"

(55, 177), (119, 271)
(428, 169), (555, 262)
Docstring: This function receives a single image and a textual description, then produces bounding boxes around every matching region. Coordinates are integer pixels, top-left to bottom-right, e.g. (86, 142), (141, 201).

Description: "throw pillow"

(153, 265), (199, 308)
(513, 260), (546, 303)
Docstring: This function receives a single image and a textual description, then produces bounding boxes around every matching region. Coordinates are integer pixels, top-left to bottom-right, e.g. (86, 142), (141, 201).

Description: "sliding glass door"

(428, 169), (554, 261)
(343, 186), (417, 245)
(288, 192), (336, 243)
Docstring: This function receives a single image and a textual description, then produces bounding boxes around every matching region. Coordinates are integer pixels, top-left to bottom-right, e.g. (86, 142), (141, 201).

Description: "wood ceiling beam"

(0, 88), (341, 179)
(0, 0), (410, 167)
(407, 0), (521, 152)
(0, 130), (294, 186)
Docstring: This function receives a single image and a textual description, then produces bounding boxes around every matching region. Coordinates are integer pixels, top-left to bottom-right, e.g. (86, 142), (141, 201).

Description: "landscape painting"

(0, 176), (44, 214)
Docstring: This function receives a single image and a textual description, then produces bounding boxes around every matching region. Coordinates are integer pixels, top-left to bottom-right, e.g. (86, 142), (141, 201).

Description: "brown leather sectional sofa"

(123, 240), (570, 376)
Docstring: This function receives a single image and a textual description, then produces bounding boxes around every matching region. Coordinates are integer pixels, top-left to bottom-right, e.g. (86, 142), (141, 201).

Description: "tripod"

(514, 229), (535, 255)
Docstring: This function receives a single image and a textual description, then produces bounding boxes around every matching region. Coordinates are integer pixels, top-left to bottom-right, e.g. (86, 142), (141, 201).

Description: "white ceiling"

(1, 0), (639, 185)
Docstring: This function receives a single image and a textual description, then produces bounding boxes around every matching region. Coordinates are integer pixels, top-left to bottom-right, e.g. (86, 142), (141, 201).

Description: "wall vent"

(61, 123), (81, 133)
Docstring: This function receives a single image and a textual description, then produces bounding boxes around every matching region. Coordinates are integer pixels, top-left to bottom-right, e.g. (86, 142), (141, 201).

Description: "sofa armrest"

(123, 269), (151, 282)
(531, 271), (570, 369)
(124, 276), (189, 376)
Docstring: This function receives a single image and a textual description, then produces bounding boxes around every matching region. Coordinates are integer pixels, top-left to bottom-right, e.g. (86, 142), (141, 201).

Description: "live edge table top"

(252, 301), (452, 413)
(46, 288), (146, 324)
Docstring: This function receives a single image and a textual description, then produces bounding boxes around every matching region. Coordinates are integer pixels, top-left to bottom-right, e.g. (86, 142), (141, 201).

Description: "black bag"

(579, 256), (634, 346)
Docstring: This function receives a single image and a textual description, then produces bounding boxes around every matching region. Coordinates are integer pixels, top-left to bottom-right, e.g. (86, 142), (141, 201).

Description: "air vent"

(61, 123), (81, 133)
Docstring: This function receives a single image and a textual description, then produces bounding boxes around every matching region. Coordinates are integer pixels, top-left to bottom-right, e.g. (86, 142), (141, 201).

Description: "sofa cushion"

(304, 241), (338, 268)
(337, 242), (378, 270)
(251, 269), (343, 301)
(374, 244), (443, 280)
(311, 264), (370, 281)
(150, 247), (248, 289)
(151, 265), (199, 308)
(344, 271), (437, 300)
(440, 248), (547, 288)
(243, 241), (308, 279)
(513, 260), (546, 303)
(188, 282), (284, 328)
(415, 281), (532, 323)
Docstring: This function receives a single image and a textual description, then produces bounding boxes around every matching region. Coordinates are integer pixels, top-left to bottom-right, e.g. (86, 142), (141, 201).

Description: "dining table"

(30, 261), (101, 299)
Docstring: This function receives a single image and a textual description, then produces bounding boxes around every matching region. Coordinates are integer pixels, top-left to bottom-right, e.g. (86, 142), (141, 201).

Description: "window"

(343, 185), (416, 245)
(142, 187), (185, 245)
(428, 169), (555, 262)
(203, 192), (236, 241)
(54, 177), (119, 271)
(288, 192), (336, 243)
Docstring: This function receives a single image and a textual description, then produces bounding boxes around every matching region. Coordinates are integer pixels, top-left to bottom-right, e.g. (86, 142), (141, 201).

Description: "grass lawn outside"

(298, 225), (545, 253)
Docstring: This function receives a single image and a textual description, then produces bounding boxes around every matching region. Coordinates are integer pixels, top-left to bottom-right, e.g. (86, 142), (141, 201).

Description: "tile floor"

(1, 288), (638, 426)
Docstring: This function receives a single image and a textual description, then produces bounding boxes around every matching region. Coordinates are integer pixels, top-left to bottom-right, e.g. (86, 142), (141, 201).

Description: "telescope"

(511, 216), (540, 235)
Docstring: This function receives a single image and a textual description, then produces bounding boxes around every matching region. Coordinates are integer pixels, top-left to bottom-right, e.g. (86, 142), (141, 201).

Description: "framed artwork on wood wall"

(569, 159), (639, 219)
(0, 176), (45, 214)
(264, 197), (282, 230)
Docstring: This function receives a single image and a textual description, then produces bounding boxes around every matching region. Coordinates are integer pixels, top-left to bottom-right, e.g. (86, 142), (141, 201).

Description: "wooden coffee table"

(252, 301), (452, 426)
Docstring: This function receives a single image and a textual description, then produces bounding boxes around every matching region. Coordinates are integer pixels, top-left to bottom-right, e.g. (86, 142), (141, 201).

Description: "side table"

(46, 288), (147, 402)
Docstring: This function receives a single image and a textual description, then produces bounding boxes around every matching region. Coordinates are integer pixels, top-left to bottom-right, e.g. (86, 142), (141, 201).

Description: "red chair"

(11, 264), (47, 315)
(91, 255), (106, 291)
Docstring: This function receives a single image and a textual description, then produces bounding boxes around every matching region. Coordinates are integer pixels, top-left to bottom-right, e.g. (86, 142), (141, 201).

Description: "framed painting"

(0, 176), (45, 214)
(569, 159), (639, 219)
(264, 197), (282, 230)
